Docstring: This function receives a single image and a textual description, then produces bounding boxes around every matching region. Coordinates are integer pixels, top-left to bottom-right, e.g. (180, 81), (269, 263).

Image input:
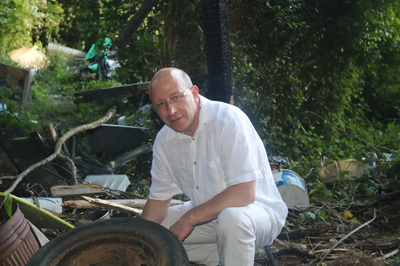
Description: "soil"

(330, 252), (385, 266)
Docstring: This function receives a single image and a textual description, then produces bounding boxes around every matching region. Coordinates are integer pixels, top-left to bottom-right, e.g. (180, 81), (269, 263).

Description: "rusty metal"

(49, 233), (165, 266)
(0, 203), (40, 266)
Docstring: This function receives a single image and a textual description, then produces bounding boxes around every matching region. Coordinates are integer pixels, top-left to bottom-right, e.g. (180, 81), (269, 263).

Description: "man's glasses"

(152, 86), (193, 113)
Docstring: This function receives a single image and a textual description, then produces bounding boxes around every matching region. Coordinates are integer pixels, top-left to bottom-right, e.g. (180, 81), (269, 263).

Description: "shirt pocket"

(203, 158), (226, 195)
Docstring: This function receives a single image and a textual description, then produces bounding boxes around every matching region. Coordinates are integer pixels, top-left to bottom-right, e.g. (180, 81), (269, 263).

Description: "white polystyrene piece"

(84, 174), (131, 191)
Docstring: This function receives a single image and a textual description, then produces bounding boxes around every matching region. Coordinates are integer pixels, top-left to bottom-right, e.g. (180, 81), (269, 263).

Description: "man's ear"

(192, 85), (200, 101)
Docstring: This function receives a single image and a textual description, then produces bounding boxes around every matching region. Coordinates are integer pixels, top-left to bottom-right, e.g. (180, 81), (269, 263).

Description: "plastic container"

(47, 43), (87, 58)
(84, 174), (130, 191)
(20, 197), (62, 214)
(273, 169), (309, 209)
(318, 159), (369, 182)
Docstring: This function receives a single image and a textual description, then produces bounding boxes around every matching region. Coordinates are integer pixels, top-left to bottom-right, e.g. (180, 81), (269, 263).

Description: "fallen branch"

(0, 176), (17, 180)
(62, 198), (184, 209)
(316, 208), (377, 266)
(81, 195), (143, 216)
(2, 107), (117, 193)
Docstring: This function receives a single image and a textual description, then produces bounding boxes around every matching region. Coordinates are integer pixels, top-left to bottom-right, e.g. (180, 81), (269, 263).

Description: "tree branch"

(2, 107), (117, 193)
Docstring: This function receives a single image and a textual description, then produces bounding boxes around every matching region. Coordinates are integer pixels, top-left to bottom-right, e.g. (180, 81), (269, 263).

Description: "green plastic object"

(103, 37), (112, 49)
(85, 43), (100, 62)
(88, 63), (99, 71)
(85, 37), (112, 62)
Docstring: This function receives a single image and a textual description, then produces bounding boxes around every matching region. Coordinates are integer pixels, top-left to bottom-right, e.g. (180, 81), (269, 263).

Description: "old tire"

(27, 217), (189, 266)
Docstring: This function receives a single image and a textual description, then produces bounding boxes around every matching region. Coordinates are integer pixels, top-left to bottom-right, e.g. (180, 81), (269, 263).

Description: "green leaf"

(353, 152), (363, 161)
(0, 193), (13, 220)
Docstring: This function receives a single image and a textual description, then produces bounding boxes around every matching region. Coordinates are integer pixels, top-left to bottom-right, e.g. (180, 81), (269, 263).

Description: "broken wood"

(42, 124), (58, 142)
(74, 82), (149, 104)
(51, 184), (107, 197)
(2, 107), (117, 193)
(106, 143), (153, 169)
(62, 198), (184, 209)
(81, 195), (143, 216)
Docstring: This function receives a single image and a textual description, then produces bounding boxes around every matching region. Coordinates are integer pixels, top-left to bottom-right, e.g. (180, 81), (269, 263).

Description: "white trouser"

(161, 201), (275, 266)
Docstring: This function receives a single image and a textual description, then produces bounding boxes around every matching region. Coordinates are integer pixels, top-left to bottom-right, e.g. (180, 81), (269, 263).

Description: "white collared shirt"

(149, 95), (288, 232)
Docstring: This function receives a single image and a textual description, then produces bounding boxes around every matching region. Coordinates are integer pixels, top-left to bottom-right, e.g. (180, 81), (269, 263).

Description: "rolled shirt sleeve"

(148, 137), (183, 200)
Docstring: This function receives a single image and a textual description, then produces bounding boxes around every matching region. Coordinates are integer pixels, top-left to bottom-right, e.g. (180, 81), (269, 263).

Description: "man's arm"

(141, 198), (172, 224)
(170, 180), (255, 241)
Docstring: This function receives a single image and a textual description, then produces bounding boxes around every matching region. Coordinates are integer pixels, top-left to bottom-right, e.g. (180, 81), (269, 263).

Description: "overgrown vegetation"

(1, 0), (399, 186)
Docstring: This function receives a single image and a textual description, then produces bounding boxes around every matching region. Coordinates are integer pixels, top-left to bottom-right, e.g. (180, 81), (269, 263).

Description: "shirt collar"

(165, 95), (214, 140)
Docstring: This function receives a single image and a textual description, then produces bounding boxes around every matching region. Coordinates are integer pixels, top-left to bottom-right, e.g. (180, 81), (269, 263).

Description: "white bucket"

(272, 169), (309, 209)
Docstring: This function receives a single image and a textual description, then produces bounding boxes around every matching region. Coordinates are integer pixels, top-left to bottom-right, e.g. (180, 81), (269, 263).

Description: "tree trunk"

(112, 0), (160, 50)
(201, 0), (233, 103)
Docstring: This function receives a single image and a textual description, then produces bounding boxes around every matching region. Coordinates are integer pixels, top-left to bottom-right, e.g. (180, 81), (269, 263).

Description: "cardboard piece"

(0, 63), (33, 107)
(9, 46), (49, 70)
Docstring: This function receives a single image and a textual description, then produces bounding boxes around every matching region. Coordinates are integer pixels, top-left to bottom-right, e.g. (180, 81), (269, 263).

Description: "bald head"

(149, 68), (192, 100)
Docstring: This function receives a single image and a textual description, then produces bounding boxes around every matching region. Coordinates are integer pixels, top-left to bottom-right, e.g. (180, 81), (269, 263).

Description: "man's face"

(151, 79), (200, 136)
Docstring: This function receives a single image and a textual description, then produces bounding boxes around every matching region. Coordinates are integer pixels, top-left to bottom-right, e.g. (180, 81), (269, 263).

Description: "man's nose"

(166, 102), (176, 115)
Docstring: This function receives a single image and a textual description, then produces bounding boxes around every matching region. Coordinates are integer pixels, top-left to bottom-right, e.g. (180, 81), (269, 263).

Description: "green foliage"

(308, 180), (337, 203)
(1, 0), (400, 206)
(301, 209), (327, 224)
(29, 54), (121, 126)
(385, 256), (400, 266)
(0, 97), (41, 132)
(0, 0), (33, 55)
(0, 0), (64, 57)
(173, 194), (190, 202)
(230, 0), (400, 171)
(0, 193), (13, 221)
(385, 122), (400, 186)
(33, 55), (75, 95)
(131, 181), (150, 198)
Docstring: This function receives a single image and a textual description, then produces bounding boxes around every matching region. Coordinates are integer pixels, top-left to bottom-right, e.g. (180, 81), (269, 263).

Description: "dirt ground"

(252, 192), (400, 266)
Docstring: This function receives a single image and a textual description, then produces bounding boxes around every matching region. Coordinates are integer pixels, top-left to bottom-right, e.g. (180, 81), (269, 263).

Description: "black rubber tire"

(27, 217), (189, 266)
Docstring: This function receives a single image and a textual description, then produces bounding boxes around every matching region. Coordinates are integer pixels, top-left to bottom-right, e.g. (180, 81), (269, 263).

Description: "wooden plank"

(73, 82), (150, 104)
(81, 196), (143, 216)
(62, 199), (184, 209)
(51, 184), (106, 197)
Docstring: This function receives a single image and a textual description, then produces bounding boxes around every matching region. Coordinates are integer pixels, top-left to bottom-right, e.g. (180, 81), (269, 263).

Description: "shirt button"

(196, 186), (199, 189)
(194, 162), (197, 165)
(192, 138), (195, 141)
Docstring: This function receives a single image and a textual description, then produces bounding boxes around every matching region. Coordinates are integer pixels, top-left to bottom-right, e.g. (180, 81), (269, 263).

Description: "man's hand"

(169, 215), (195, 242)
